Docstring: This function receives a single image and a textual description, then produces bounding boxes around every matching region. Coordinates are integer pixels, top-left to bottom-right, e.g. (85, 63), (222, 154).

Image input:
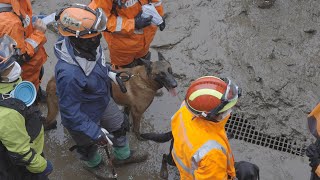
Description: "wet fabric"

(55, 36), (112, 140)
(89, 0), (164, 66)
(69, 34), (102, 61)
(0, 103), (46, 175)
(171, 102), (236, 180)
(0, 1), (47, 90)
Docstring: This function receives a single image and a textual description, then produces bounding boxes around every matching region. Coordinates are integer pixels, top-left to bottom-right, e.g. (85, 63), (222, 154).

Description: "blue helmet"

(0, 35), (18, 74)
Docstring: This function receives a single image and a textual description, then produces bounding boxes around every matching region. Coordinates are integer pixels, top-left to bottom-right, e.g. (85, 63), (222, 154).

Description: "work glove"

(307, 141), (320, 171)
(95, 128), (114, 146)
(39, 160), (53, 177)
(134, 11), (152, 29)
(108, 71), (119, 85)
(34, 18), (47, 33)
(159, 18), (165, 31)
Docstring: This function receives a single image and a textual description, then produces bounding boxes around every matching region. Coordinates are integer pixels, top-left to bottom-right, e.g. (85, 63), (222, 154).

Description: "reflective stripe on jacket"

(0, 1), (47, 90)
(171, 103), (236, 180)
(89, 0), (164, 66)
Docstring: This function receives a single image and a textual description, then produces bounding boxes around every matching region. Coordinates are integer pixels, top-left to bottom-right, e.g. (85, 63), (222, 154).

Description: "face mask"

(213, 109), (232, 122)
(1, 62), (21, 82)
(69, 34), (102, 61)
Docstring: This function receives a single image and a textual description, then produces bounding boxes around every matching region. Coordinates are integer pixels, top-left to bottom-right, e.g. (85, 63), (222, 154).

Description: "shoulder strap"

(0, 97), (27, 119)
(0, 97), (42, 142)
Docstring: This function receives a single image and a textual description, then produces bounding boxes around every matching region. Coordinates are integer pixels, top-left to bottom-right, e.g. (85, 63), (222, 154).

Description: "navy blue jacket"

(54, 37), (111, 140)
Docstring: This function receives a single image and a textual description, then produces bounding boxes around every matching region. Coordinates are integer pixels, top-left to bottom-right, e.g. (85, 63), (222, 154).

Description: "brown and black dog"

(44, 52), (178, 139)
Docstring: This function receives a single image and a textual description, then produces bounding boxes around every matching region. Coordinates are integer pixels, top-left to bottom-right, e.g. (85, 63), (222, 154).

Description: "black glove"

(307, 142), (320, 171)
(159, 18), (165, 31)
(135, 11), (152, 29)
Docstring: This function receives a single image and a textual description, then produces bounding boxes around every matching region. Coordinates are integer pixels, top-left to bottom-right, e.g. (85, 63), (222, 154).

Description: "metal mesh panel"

(225, 113), (306, 156)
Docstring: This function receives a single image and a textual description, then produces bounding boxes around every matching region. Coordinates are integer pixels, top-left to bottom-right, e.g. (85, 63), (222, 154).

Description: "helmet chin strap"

(205, 109), (232, 122)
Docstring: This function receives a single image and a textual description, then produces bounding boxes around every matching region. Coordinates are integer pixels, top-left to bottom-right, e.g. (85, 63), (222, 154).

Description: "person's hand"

(34, 19), (47, 33)
(307, 143), (320, 171)
(39, 160), (53, 177)
(95, 128), (113, 146)
(134, 11), (152, 29)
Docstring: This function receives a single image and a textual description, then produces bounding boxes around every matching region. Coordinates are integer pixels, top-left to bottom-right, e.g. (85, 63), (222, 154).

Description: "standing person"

(89, 0), (165, 68)
(171, 76), (240, 179)
(306, 103), (320, 180)
(54, 4), (148, 178)
(0, 34), (53, 180)
(0, 0), (47, 101)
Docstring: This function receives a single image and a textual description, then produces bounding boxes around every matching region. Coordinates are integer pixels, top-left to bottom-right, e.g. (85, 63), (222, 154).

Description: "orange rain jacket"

(0, 0), (47, 90)
(171, 103), (236, 180)
(89, 0), (164, 66)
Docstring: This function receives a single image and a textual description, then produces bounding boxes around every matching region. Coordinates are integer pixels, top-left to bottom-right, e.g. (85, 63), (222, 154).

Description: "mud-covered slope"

(152, 0), (320, 142)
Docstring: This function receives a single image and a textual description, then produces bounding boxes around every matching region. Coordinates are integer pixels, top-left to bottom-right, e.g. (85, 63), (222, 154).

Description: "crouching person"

(0, 35), (52, 179)
(54, 4), (147, 178)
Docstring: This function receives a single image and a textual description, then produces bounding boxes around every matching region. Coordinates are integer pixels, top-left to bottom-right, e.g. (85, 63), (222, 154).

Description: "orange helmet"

(185, 76), (241, 120)
(56, 4), (107, 38)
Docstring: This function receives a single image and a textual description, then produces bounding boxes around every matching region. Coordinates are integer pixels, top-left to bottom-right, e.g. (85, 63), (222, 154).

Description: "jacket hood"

(54, 37), (105, 76)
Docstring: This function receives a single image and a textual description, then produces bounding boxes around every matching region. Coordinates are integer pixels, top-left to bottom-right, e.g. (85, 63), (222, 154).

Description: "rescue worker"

(0, 34), (52, 179)
(54, 4), (148, 177)
(171, 76), (240, 179)
(0, 0), (48, 101)
(89, 0), (165, 68)
(306, 103), (320, 180)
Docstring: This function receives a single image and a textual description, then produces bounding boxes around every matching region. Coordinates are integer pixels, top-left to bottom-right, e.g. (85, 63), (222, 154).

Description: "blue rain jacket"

(54, 37), (111, 140)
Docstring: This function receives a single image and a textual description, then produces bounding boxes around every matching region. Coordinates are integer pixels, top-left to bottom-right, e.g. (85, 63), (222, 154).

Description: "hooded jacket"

(54, 37), (111, 140)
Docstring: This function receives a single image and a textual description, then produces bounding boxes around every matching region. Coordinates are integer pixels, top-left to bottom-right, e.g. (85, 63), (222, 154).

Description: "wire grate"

(226, 113), (306, 156)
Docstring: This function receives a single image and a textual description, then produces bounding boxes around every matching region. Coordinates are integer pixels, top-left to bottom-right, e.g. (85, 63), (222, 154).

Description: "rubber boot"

(83, 152), (113, 179)
(111, 150), (148, 167)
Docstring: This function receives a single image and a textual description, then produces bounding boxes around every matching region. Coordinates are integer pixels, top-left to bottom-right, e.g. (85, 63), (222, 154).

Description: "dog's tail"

(140, 131), (173, 143)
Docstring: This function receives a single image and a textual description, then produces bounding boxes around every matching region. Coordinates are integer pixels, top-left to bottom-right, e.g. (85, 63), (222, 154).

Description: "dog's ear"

(140, 58), (152, 75)
(158, 52), (166, 61)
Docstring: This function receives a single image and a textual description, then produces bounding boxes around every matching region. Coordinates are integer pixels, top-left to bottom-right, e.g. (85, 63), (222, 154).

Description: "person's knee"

(111, 113), (130, 138)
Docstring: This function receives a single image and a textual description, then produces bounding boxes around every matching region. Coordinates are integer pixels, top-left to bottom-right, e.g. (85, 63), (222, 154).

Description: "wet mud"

(31, 0), (319, 179)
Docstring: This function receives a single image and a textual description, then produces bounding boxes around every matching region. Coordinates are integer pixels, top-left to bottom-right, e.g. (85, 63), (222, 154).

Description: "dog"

(45, 52), (178, 139)
(141, 132), (260, 180)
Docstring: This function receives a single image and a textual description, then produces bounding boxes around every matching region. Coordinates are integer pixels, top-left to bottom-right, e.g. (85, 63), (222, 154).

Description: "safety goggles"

(201, 78), (241, 119)
(0, 35), (17, 69)
(56, 4), (107, 38)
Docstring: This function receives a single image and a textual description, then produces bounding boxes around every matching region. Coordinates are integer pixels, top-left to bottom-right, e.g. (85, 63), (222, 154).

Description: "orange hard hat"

(185, 76), (241, 120)
(56, 4), (107, 38)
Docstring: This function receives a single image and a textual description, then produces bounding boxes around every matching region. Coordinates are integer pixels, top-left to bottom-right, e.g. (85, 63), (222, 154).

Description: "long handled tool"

(104, 145), (118, 179)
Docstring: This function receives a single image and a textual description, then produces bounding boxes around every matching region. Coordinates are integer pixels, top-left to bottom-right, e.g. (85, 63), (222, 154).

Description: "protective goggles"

(0, 35), (18, 72)
(56, 4), (107, 38)
(201, 78), (241, 119)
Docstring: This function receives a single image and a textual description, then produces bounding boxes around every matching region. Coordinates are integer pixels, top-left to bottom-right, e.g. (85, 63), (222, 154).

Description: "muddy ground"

(31, 0), (320, 179)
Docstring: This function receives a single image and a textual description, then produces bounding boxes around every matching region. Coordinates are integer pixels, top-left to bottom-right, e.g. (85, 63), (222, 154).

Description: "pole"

(104, 145), (118, 179)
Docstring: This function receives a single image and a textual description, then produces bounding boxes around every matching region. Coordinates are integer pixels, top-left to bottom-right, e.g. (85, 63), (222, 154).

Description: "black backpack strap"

(0, 97), (27, 119)
(0, 97), (42, 142)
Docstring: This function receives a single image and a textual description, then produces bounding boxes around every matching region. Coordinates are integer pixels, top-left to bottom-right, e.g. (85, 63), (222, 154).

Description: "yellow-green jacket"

(0, 79), (46, 175)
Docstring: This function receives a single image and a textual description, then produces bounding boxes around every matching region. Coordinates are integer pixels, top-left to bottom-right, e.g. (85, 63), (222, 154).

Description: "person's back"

(0, 34), (52, 179)
(171, 104), (236, 180)
(171, 76), (240, 180)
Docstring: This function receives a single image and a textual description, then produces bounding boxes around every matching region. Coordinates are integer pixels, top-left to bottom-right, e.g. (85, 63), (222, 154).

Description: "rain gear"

(0, 0), (47, 90)
(89, 0), (164, 66)
(171, 102), (236, 180)
(0, 79), (46, 178)
(54, 37), (112, 140)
